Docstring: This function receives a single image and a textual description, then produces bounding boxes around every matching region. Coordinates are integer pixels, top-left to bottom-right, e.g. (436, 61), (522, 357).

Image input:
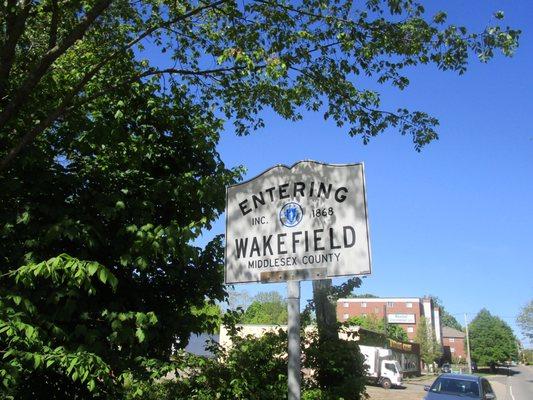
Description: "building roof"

(442, 326), (466, 338)
(338, 297), (421, 303)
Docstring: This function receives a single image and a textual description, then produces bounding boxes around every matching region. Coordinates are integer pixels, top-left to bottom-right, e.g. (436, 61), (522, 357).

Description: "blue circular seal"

(279, 202), (304, 227)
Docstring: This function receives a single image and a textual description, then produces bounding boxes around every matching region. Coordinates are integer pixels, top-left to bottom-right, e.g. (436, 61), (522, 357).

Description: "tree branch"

(0, 44), (115, 173)
(70, 64), (263, 109)
(253, 0), (350, 23)
(0, 0), (113, 131)
(0, 0), (32, 101)
(138, 65), (256, 78)
(48, 0), (60, 50)
(0, 0), (233, 172)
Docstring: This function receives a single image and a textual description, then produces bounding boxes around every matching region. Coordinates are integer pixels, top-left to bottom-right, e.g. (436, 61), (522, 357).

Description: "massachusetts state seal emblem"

(279, 202), (304, 227)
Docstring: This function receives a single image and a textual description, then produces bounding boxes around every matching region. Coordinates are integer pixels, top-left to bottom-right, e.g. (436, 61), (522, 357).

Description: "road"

(488, 365), (533, 400)
(365, 379), (428, 400)
(365, 365), (533, 400)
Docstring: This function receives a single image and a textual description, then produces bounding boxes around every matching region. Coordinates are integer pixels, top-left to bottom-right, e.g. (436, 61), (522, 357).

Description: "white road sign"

(224, 161), (371, 284)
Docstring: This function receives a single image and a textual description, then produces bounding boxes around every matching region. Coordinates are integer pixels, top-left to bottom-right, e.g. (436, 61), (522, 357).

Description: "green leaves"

(414, 316), (442, 366)
(516, 299), (532, 340)
(469, 309), (518, 365)
(0, 0), (521, 172)
(433, 11), (448, 24)
(14, 254), (118, 292)
(240, 292), (288, 325)
(0, 0), (522, 397)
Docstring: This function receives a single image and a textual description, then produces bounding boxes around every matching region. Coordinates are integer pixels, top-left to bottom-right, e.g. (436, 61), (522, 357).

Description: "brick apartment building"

(442, 326), (466, 362)
(336, 297), (442, 343)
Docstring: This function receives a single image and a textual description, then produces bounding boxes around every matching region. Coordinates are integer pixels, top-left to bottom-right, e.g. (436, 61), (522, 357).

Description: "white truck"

(359, 345), (403, 389)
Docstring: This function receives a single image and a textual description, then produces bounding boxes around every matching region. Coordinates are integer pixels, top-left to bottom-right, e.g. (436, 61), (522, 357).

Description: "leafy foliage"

(440, 311), (463, 332)
(345, 315), (408, 342)
(0, 0), (521, 397)
(0, 0), (521, 173)
(516, 300), (533, 342)
(522, 349), (533, 365)
(414, 316), (442, 368)
(305, 278), (367, 397)
(344, 293), (379, 299)
(302, 330), (367, 400)
(469, 309), (518, 366)
(191, 302), (223, 334)
(240, 291), (288, 325)
(178, 329), (289, 400)
(430, 296), (463, 331)
(128, 321), (366, 400)
(0, 45), (240, 397)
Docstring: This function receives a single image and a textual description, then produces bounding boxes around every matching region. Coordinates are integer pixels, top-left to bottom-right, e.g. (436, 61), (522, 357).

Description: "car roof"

(438, 373), (481, 382)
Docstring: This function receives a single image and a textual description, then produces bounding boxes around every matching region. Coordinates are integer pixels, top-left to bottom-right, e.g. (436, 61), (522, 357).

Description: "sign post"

(225, 161), (372, 400)
(287, 280), (301, 400)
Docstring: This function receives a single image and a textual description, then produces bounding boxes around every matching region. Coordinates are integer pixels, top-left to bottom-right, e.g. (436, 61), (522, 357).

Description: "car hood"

(425, 393), (480, 400)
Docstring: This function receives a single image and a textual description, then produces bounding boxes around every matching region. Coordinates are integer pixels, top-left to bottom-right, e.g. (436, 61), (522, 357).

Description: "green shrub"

(126, 321), (367, 400)
(303, 330), (366, 400)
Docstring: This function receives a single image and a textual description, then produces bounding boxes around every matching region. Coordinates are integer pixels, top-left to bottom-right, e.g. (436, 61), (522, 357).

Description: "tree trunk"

(312, 279), (338, 340)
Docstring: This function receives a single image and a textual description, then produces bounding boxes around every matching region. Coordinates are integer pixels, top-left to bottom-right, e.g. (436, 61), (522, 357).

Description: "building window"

(449, 338), (455, 343)
(387, 302), (394, 308)
(407, 326), (414, 333)
(406, 302), (413, 308)
(343, 314), (349, 320)
(361, 302), (367, 308)
(343, 302), (349, 308)
(450, 348), (455, 353)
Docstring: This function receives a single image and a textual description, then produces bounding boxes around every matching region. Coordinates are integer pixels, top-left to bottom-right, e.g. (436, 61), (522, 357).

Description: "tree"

(469, 309), (518, 366)
(346, 315), (408, 342)
(414, 316), (442, 370)
(192, 302), (224, 334)
(516, 300), (533, 342)
(240, 292), (288, 325)
(430, 296), (463, 331)
(347, 315), (384, 333)
(225, 290), (252, 312)
(388, 324), (409, 343)
(137, 322), (366, 400)
(0, 0), (520, 173)
(440, 311), (463, 332)
(0, 46), (241, 397)
(522, 349), (533, 365)
(345, 293), (379, 299)
(0, 0), (521, 396)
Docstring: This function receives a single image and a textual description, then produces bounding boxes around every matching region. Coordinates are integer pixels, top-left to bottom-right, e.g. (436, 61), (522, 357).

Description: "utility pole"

(464, 313), (472, 374)
(383, 304), (388, 338)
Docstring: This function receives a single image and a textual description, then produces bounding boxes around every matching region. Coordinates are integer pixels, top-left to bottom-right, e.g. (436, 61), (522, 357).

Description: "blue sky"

(189, 1), (533, 344)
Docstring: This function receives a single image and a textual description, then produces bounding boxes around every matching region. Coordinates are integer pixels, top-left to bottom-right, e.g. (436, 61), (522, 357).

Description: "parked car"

(441, 363), (451, 373)
(424, 373), (496, 400)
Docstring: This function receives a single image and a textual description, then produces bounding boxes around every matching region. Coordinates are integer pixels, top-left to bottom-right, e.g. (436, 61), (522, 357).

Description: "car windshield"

(430, 378), (480, 398)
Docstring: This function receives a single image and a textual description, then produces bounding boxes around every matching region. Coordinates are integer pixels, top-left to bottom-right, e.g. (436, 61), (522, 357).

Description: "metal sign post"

(287, 280), (301, 400)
